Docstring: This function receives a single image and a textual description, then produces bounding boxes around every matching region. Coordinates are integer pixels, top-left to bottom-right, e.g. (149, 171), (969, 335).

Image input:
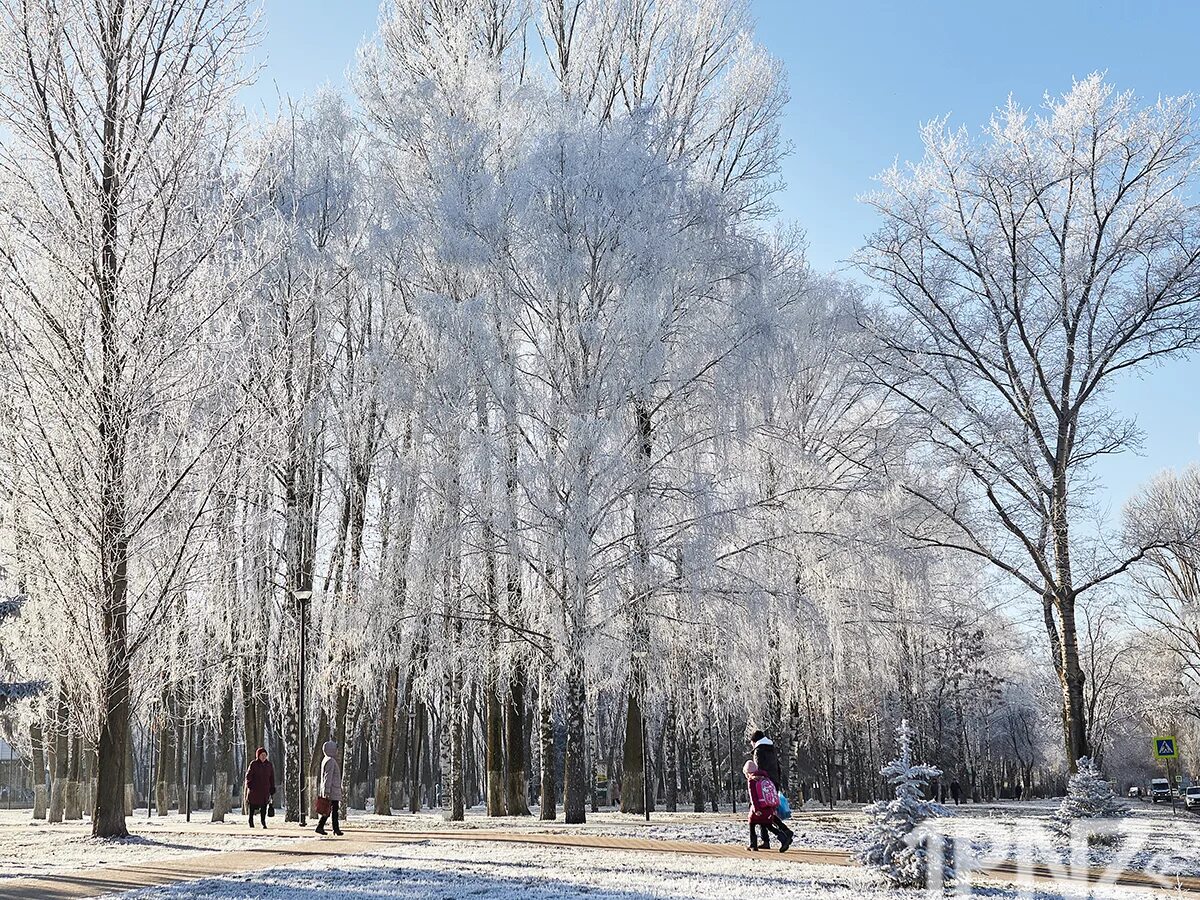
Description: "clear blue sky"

(245, 0), (1200, 514)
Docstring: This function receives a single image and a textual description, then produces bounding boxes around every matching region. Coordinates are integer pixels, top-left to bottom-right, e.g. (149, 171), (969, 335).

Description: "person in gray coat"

(317, 740), (343, 835)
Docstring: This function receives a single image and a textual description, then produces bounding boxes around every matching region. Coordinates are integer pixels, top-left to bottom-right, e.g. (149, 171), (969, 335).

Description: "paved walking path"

(3, 826), (1200, 898)
(0, 828), (844, 900)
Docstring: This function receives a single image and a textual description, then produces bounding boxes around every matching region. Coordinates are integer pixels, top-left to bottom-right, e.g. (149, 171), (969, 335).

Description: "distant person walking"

(316, 740), (343, 836)
(750, 729), (785, 847)
(950, 779), (962, 805)
(244, 747), (275, 829)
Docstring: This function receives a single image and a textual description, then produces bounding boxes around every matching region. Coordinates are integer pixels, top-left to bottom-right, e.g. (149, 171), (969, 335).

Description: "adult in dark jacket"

(750, 731), (783, 792)
(750, 730), (784, 848)
(245, 747), (275, 828)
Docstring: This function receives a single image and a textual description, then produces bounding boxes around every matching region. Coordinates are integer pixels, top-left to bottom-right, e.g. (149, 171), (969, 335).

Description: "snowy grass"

(103, 836), (1169, 899)
(933, 798), (1200, 877)
(0, 809), (300, 878)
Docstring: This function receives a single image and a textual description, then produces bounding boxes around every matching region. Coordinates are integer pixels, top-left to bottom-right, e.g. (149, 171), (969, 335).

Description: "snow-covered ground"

(6, 799), (1200, 897)
(935, 798), (1200, 877)
(105, 836), (1170, 900)
(0, 810), (301, 879)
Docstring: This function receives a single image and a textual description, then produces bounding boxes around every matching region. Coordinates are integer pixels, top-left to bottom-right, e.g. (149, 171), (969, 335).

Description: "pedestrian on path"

(744, 761), (793, 852)
(950, 779), (962, 805)
(316, 740), (343, 836)
(750, 729), (784, 847)
(749, 730), (783, 790)
(244, 747), (275, 829)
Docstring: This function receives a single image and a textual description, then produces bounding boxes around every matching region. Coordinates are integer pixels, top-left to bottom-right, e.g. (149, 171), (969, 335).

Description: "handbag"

(777, 794), (792, 820)
(267, 801), (275, 818)
(315, 795), (331, 817)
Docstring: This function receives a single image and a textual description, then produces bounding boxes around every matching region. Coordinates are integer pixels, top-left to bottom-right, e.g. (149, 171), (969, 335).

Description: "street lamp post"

(295, 589), (312, 827)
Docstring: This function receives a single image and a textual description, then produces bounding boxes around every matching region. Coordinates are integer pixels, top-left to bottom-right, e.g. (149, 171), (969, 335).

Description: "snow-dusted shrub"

(859, 719), (955, 888)
(1051, 756), (1127, 844)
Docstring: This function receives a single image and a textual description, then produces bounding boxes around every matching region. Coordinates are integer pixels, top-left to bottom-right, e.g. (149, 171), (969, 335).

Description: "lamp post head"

(294, 590), (312, 602)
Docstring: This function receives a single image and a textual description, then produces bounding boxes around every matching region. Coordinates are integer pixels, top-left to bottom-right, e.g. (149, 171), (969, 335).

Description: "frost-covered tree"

(0, 0), (256, 837)
(1050, 756), (1126, 839)
(859, 76), (1200, 772)
(860, 719), (954, 888)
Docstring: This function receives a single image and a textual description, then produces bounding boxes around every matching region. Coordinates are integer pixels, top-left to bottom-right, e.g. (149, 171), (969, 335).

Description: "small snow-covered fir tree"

(859, 719), (955, 888)
(1051, 756), (1127, 840)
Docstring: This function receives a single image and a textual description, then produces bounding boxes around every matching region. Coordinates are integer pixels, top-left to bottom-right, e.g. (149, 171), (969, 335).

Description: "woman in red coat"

(244, 747), (275, 829)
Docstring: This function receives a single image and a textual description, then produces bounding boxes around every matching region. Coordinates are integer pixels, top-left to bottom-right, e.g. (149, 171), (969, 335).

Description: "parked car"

(1128, 786), (1141, 798)
(1151, 778), (1173, 803)
(1186, 786), (1200, 810)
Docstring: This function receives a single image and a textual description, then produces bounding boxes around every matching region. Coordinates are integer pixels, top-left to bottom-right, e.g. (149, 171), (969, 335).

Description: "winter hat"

(323, 740), (337, 758)
(743, 760), (760, 778)
(256, 747), (267, 758)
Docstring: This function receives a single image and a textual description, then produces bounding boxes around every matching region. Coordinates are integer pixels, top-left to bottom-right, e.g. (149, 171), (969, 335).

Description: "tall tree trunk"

(562, 654), (587, 824)
(502, 431), (530, 816)
(538, 668), (556, 820)
(439, 668), (454, 817)
(48, 700), (68, 823)
(409, 698), (427, 814)
(175, 717), (187, 817)
(65, 730), (83, 820)
(706, 713), (720, 813)
(212, 687), (234, 822)
(620, 695), (645, 815)
(451, 668), (466, 820)
(689, 689), (704, 813)
(505, 664), (530, 816)
(483, 604), (505, 814)
(663, 696), (677, 812)
(156, 705), (173, 816)
(31, 717), (47, 820)
(91, 9), (131, 835)
(341, 688), (361, 818)
(621, 401), (652, 814)
(375, 665), (400, 815)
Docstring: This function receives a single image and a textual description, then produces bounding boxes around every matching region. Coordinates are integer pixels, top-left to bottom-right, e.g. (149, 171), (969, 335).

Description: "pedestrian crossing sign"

(1155, 737), (1178, 758)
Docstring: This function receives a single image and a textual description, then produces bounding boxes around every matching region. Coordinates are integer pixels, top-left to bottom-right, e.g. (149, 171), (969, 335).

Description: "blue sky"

(245, 0), (1200, 514)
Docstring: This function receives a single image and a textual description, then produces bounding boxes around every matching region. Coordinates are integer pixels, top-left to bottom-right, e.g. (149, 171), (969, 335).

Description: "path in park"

(2, 827), (1199, 898)
(0, 829), (847, 900)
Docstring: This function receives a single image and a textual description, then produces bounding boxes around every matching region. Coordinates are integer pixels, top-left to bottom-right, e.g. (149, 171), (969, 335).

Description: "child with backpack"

(744, 760), (794, 852)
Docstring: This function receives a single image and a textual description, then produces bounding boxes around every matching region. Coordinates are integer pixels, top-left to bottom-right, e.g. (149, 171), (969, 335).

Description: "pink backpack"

(751, 775), (779, 809)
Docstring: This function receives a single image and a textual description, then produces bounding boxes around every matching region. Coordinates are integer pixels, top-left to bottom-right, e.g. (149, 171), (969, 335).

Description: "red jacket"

(245, 756), (276, 806)
(747, 774), (778, 824)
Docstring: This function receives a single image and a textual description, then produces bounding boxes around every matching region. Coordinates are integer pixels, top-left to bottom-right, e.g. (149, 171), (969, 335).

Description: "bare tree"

(858, 76), (1200, 770)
